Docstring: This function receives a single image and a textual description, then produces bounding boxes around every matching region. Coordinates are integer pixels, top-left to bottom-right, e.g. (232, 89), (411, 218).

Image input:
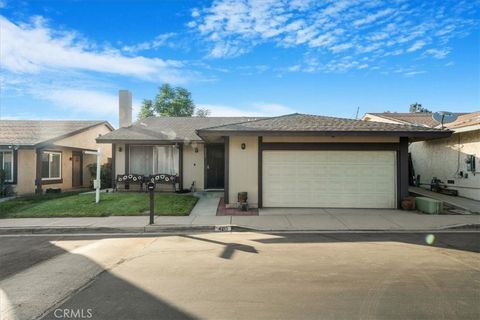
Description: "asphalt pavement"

(1, 232), (479, 320)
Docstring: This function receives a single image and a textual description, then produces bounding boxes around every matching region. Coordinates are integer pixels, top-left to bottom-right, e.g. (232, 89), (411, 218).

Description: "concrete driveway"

(1, 232), (479, 320)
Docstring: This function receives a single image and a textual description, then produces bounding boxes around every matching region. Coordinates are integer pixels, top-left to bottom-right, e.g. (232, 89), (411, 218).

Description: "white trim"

(0, 150), (14, 182)
(41, 151), (62, 180)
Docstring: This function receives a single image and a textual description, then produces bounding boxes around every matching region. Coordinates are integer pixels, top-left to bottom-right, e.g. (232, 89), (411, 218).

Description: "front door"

(72, 152), (82, 187)
(205, 144), (225, 189)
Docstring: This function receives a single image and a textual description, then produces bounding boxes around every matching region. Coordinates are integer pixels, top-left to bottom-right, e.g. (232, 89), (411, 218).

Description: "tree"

(409, 102), (431, 113)
(195, 108), (211, 117)
(154, 84), (195, 117)
(137, 99), (155, 120)
(136, 83), (210, 120)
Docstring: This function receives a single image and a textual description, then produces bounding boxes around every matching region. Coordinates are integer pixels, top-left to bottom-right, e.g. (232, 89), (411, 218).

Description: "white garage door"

(263, 151), (396, 208)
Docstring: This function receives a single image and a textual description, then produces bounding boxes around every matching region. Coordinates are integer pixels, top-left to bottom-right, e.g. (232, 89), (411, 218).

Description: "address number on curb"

(215, 225), (232, 232)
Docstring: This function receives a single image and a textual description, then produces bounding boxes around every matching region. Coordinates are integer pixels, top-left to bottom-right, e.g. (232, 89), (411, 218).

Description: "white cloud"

(423, 48), (450, 59)
(0, 0), (6, 9)
(0, 16), (189, 84)
(197, 102), (294, 117)
(352, 8), (395, 27)
(31, 88), (142, 117)
(191, 8), (200, 18)
(407, 40), (426, 52)
(190, 0), (478, 73)
(403, 70), (425, 77)
(121, 33), (177, 54)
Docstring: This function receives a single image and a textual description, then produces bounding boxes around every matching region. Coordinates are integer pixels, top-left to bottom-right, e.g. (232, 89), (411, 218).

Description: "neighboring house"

(363, 112), (480, 201)
(97, 91), (449, 210)
(0, 120), (113, 195)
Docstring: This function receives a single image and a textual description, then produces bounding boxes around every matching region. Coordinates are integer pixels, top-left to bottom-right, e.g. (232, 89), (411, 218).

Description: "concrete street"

(1, 232), (479, 320)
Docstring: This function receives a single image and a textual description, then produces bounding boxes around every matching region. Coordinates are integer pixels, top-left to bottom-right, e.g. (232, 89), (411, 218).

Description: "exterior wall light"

(194, 147), (199, 153)
(118, 147), (123, 152)
(241, 143), (246, 150)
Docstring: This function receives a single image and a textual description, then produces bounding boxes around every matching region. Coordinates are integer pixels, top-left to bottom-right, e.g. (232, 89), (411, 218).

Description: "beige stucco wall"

(228, 136), (259, 207)
(14, 148), (86, 194)
(12, 123), (113, 195)
(362, 114), (404, 124)
(183, 143), (204, 191)
(39, 147), (73, 191)
(14, 149), (36, 194)
(54, 123), (112, 164)
(410, 130), (480, 200)
(263, 136), (399, 143)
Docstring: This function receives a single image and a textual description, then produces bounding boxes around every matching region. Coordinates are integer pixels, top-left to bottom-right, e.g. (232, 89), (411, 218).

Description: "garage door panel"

(263, 150), (396, 208)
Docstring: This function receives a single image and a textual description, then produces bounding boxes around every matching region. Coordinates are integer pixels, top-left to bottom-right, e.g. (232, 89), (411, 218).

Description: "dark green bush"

(0, 169), (13, 197)
(86, 161), (112, 189)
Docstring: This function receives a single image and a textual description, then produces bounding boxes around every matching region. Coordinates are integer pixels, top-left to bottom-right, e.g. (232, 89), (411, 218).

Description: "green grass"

(0, 192), (198, 218)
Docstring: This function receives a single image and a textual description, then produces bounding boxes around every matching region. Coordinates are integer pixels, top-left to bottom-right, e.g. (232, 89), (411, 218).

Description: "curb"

(0, 223), (479, 235)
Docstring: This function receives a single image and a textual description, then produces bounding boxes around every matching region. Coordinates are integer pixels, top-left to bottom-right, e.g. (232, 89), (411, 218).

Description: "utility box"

(466, 155), (476, 172)
(416, 197), (443, 214)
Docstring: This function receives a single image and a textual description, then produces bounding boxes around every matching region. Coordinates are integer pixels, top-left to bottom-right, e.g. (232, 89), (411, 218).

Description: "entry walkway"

(409, 186), (480, 214)
(189, 191), (223, 216)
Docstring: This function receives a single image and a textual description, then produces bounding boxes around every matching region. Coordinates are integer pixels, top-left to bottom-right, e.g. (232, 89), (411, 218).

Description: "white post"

(95, 148), (101, 204)
(84, 149), (102, 203)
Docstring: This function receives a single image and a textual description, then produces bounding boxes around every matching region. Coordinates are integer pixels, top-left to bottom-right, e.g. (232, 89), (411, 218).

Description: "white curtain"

(130, 145), (179, 175)
(130, 146), (153, 175)
(154, 146), (179, 175)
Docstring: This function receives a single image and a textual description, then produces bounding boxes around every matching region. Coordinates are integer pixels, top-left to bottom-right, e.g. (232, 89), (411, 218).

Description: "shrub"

(86, 161), (112, 189)
(0, 169), (13, 197)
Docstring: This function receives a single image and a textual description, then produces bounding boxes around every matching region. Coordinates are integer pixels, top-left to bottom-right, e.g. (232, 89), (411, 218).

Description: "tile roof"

(97, 116), (263, 143)
(0, 120), (110, 146)
(366, 112), (467, 128)
(198, 113), (449, 134)
(444, 112), (480, 129)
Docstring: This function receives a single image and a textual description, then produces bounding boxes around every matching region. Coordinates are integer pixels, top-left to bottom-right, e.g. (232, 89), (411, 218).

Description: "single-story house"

(0, 120), (113, 195)
(363, 112), (480, 201)
(97, 91), (451, 209)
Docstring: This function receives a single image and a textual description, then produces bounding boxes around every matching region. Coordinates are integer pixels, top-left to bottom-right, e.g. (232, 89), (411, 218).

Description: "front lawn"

(0, 192), (198, 218)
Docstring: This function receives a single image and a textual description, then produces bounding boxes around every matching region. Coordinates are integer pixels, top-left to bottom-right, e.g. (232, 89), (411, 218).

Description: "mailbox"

(147, 182), (156, 191)
(147, 182), (155, 224)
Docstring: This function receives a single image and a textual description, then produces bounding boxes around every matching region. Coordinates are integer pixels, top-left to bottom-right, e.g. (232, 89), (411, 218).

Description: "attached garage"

(262, 150), (396, 208)
(196, 113), (452, 210)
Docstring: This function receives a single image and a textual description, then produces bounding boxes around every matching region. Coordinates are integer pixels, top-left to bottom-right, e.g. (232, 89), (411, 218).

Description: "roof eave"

(96, 138), (204, 144)
(196, 129), (453, 140)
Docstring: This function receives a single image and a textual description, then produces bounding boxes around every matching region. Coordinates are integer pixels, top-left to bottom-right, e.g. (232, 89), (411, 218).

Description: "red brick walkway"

(216, 198), (259, 216)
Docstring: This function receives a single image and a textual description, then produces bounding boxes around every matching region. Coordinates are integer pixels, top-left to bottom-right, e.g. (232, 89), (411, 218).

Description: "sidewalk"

(409, 186), (480, 214)
(0, 211), (478, 234)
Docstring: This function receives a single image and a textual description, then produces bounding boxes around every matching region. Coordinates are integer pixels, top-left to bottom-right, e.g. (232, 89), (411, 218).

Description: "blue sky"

(1, 0), (479, 127)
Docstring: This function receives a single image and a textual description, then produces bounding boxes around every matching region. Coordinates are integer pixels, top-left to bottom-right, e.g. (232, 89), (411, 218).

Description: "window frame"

(128, 144), (179, 176)
(41, 151), (62, 180)
(0, 150), (14, 183)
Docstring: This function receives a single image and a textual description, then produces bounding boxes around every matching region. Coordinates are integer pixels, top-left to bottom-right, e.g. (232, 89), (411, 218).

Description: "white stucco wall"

(410, 130), (480, 200)
(228, 136), (259, 207)
(114, 143), (126, 175)
(183, 143), (204, 191)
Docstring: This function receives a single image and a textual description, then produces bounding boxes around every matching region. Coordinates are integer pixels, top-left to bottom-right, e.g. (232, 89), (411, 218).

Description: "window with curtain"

(0, 151), (13, 182)
(129, 145), (179, 175)
(41, 151), (62, 179)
